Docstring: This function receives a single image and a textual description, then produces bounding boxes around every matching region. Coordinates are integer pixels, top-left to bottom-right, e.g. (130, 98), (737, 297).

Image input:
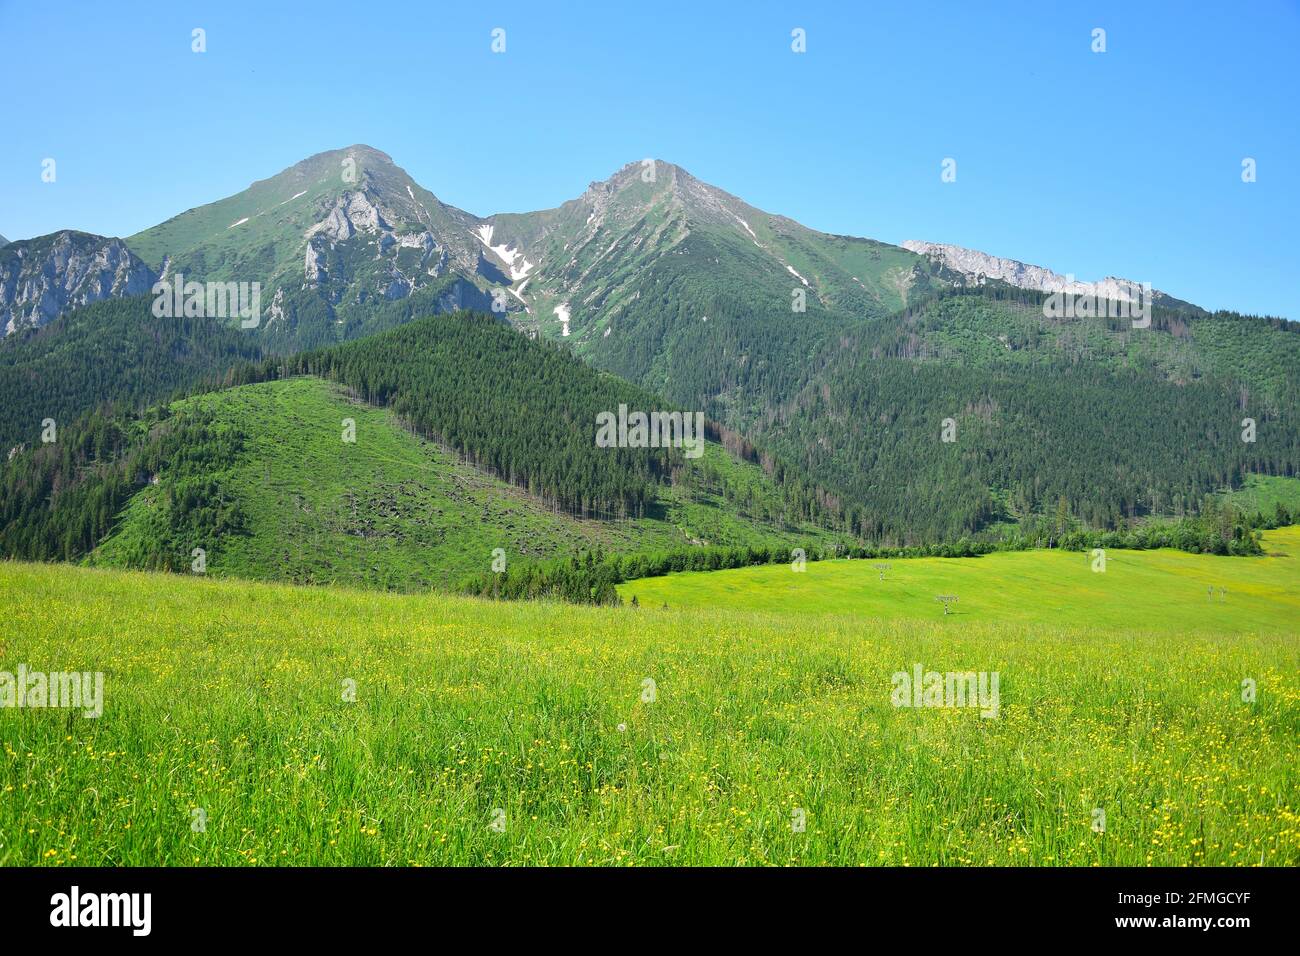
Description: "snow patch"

(554, 303), (571, 337)
(475, 223), (535, 282)
(227, 217), (249, 229)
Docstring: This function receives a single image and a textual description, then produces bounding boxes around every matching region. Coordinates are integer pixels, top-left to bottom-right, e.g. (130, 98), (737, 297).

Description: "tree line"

(457, 498), (1285, 605)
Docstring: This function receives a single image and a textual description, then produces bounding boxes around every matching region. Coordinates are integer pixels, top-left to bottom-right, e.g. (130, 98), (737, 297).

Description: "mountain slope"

(0, 310), (847, 589)
(87, 376), (839, 589)
(126, 146), (497, 351)
(0, 293), (262, 454)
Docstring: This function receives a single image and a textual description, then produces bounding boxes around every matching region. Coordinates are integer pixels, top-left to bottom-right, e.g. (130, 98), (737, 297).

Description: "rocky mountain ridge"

(901, 240), (1175, 305)
(0, 231), (156, 336)
(6, 148), (1203, 346)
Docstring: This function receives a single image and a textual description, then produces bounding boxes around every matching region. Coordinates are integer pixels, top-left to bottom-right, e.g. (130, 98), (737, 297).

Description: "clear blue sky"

(2, 0), (1296, 318)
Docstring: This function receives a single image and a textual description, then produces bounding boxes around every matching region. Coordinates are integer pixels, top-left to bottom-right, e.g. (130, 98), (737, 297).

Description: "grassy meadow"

(620, 526), (1300, 635)
(1, 530), (1297, 866)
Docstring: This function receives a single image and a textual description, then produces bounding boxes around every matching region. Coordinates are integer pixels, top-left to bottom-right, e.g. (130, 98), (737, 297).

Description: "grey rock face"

(302, 186), (463, 304)
(0, 231), (157, 335)
(901, 240), (1161, 304)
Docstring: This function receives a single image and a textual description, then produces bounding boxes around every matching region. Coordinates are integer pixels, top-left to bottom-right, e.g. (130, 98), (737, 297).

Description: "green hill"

(87, 375), (839, 589)
(0, 308), (851, 590)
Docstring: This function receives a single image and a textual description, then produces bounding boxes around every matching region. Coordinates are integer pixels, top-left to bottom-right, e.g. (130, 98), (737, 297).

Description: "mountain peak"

(587, 158), (687, 193)
(123, 143), (493, 340)
(577, 159), (758, 233)
(300, 143), (395, 167)
(342, 143), (392, 159)
(265, 144), (401, 190)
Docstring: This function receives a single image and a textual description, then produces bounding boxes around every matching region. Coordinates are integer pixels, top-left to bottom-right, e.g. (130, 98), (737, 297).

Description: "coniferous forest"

(3, 292), (1296, 584)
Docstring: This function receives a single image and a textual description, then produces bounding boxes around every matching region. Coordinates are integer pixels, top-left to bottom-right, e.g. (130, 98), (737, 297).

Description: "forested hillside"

(0, 310), (847, 591)
(0, 402), (246, 562)
(87, 377), (841, 589)
(0, 280), (509, 457)
(0, 294), (262, 454)
(574, 278), (1300, 543)
(237, 311), (839, 525)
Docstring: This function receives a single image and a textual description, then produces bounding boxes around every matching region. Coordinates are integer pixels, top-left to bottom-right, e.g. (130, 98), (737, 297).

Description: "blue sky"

(2, 0), (1297, 318)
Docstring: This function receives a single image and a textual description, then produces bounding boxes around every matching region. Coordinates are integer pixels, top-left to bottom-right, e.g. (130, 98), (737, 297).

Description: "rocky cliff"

(901, 240), (1173, 305)
(1, 231), (156, 336)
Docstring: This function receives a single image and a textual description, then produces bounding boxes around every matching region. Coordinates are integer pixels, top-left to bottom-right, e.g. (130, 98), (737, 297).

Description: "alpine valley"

(2, 145), (1298, 591)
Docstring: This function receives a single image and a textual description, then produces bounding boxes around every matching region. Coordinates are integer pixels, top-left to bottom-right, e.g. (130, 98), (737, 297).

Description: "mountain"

(485, 160), (931, 333)
(901, 240), (1199, 311)
(126, 145), (496, 351)
(123, 149), (947, 400)
(6, 145), (1296, 554)
(0, 230), (156, 336)
(479, 160), (943, 418)
(0, 235), (9, 248)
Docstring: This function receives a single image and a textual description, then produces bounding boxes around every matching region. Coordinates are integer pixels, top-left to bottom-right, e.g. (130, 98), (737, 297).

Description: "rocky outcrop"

(0, 231), (156, 336)
(306, 191), (390, 244)
(302, 189), (451, 301)
(901, 240), (1165, 304)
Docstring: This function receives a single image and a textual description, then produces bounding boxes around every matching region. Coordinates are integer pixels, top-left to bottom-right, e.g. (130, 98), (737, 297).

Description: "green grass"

(1218, 474), (1300, 516)
(89, 376), (838, 590)
(620, 527), (1300, 636)
(0, 535), (1296, 866)
(124, 151), (342, 277)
